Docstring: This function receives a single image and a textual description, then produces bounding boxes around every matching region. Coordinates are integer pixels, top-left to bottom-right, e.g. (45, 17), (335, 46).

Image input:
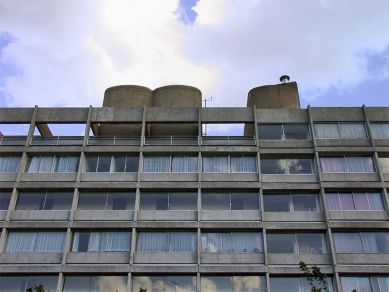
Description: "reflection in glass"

(140, 192), (197, 211)
(201, 276), (266, 292)
(201, 232), (263, 253)
(0, 192), (12, 210)
(77, 192), (135, 211)
(267, 233), (327, 254)
(137, 232), (197, 253)
(133, 276), (196, 292)
(271, 277), (333, 292)
(202, 192), (260, 210)
(72, 231), (131, 252)
(16, 192), (73, 210)
(260, 159), (286, 174)
(63, 275), (127, 292)
(0, 275), (58, 292)
(263, 194), (320, 212)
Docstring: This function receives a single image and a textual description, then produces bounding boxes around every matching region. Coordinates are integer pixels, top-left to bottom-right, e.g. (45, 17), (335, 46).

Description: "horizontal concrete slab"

(11, 210), (70, 221)
(261, 174), (318, 183)
(328, 211), (389, 221)
(66, 252), (130, 264)
(264, 212), (324, 222)
(200, 253), (264, 264)
(141, 173), (198, 182)
(0, 173), (17, 182)
(267, 254), (331, 265)
(201, 173), (258, 182)
(133, 253), (197, 264)
(335, 253), (389, 265)
(74, 210), (134, 221)
(20, 173), (77, 182)
(320, 173), (379, 182)
(137, 210), (197, 221)
(80, 172), (138, 182)
(201, 210), (261, 221)
(0, 253), (62, 264)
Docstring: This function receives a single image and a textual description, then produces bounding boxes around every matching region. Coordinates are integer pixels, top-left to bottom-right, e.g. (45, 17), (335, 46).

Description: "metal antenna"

(202, 97), (215, 136)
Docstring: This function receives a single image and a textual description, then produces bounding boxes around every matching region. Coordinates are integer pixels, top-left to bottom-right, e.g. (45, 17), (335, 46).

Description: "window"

(202, 155), (257, 173)
(319, 156), (375, 173)
(201, 232), (263, 253)
(0, 275), (58, 292)
(16, 191), (73, 210)
(26, 155), (79, 173)
(72, 231), (131, 252)
(0, 155), (21, 172)
(63, 276), (127, 292)
(5, 231), (66, 252)
(332, 232), (389, 253)
(143, 155), (198, 173)
(261, 158), (315, 174)
(370, 123), (389, 139)
(267, 233), (327, 254)
(77, 192), (135, 211)
(314, 123), (367, 139)
(201, 276), (266, 292)
(378, 157), (389, 173)
(0, 192), (12, 210)
(341, 276), (389, 292)
(271, 277), (333, 292)
(258, 124), (310, 140)
(85, 155), (139, 172)
(326, 192), (384, 211)
(202, 192), (260, 210)
(140, 192), (197, 210)
(137, 231), (197, 253)
(133, 276), (196, 292)
(263, 194), (321, 212)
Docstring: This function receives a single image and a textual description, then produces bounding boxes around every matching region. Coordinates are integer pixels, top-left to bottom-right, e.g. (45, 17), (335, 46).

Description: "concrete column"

(0, 228), (8, 253)
(133, 188), (140, 222)
(61, 228), (72, 265)
(127, 272), (132, 292)
(5, 188), (18, 222)
(129, 227), (136, 265)
(69, 188), (79, 222)
(83, 105), (93, 147)
(56, 272), (64, 292)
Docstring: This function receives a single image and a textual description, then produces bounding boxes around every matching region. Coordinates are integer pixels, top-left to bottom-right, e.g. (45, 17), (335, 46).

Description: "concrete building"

(0, 80), (388, 291)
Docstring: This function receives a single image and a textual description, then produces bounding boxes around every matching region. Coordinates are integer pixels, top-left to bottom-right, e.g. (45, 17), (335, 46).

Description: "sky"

(0, 0), (388, 112)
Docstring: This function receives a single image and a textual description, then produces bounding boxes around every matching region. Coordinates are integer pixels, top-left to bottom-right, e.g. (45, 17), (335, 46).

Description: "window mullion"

(109, 155), (114, 173)
(168, 192), (170, 210)
(294, 233), (299, 254)
(43, 191), (48, 210)
(124, 155), (127, 172)
(105, 192), (109, 210)
(338, 123), (343, 138)
(96, 156), (100, 172)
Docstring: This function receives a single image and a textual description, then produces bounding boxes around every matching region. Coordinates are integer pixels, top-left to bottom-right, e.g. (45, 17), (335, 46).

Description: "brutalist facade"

(0, 81), (388, 292)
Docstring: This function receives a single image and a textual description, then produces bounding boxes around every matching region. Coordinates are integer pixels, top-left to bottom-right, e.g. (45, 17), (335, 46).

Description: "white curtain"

(201, 233), (231, 252)
(137, 232), (167, 252)
(137, 232), (196, 252)
(367, 193), (384, 210)
(314, 124), (340, 138)
(371, 277), (389, 292)
(65, 156), (79, 172)
(230, 156), (257, 173)
(346, 157), (375, 172)
(35, 232), (66, 252)
(341, 278), (371, 292)
(360, 233), (378, 253)
(0, 156), (21, 172)
(39, 157), (53, 172)
(370, 123), (389, 139)
(100, 232), (131, 252)
(143, 156), (170, 172)
(5, 232), (65, 252)
(231, 232), (262, 253)
(320, 157), (346, 172)
(28, 157), (41, 172)
(339, 123), (367, 138)
(172, 156), (198, 173)
(167, 232), (197, 252)
(332, 233), (363, 253)
(203, 156), (229, 173)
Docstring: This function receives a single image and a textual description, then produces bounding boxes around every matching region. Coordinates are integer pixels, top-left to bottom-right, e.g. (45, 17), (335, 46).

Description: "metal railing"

(201, 136), (256, 146)
(88, 136), (141, 146)
(0, 136), (27, 146)
(31, 136), (84, 146)
(144, 136), (199, 146)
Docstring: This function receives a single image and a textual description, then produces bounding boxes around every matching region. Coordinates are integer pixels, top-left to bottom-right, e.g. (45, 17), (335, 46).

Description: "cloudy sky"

(0, 0), (388, 110)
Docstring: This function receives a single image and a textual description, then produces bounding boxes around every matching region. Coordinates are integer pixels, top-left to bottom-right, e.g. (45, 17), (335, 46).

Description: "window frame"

(16, 191), (74, 211)
(136, 231), (198, 253)
(319, 156), (376, 173)
(84, 154), (139, 173)
(201, 191), (260, 211)
(258, 123), (311, 140)
(332, 231), (389, 253)
(313, 122), (368, 139)
(0, 155), (22, 173)
(370, 123), (389, 139)
(260, 157), (316, 175)
(139, 191), (198, 211)
(263, 193), (322, 212)
(71, 230), (131, 252)
(266, 232), (328, 254)
(26, 155), (79, 173)
(202, 155), (258, 173)
(325, 192), (385, 211)
(142, 154), (198, 173)
(77, 191), (136, 211)
(201, 231), (263, 253)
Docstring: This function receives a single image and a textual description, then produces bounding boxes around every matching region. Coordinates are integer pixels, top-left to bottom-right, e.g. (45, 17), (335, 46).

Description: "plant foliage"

(299, 261), (329, 292)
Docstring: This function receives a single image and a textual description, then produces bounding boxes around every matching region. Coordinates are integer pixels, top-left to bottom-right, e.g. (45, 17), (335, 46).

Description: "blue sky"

(0, 0), (388, 111)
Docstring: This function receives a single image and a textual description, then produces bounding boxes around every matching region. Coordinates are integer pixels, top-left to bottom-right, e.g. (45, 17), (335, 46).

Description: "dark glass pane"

(0, 276), (28, 292)
(78, 193), (107, 210)
(296, 234), (327, 254)
(140, 193), (168, 210)
(165, 276), (197, 292)
(26, 276), (58, 291)
(169, 192), (197, 210)
(292, 194), (320, 211)
(267, 234), (296, 253)
(112, 156), (126, 172)
(231, 193), (259, 210)
(284, 124), (309, 140)
(271, 278), (302, 292)
(258, 125), (283, 140)
(107, 192), (135, 210)
(76, 232), (90, 252)
(97, 156), (111, 172)
(263, 195), (291, 212)
(0, 192), (11, 210)
(125, 156), (139, 172)
(16, 192), (45, 210)
(202, 193), (230, 210)
(287, 158), (314, 174)
(46, 192), (73, 210)
(201, 276), (232, 292)
(85, 157), (98, 172)
(261, 159), (286, 174)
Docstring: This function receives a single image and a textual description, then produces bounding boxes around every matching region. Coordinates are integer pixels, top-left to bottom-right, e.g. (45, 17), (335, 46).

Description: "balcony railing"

(201, 136), (256, 146)
(0, 136), (27, 146)
(144, 136), (199, 146)
(88, 136), (141, 146)
(31, 136), (84, 146)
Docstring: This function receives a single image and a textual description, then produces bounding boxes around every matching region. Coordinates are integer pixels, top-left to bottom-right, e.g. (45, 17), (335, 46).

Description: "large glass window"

(63, 275), (127, 292)
(0, 191), (12, 210)
(201, 232), (263, 253)
(263, 194), (321, 212)
(319, 156), (375, 173)
(72, 231), (131, 252)
(202, 192), (260, 210)
(133, 276), (196, 292)
(137, 231), (197, 253)
(0, 155), (21, 172)
(143, 155), (198, 173)
(202, 155), (257, 173)
(314, 122), (367, 139)
(85, 155), (139, 173)
(201, 276), (266, 292)
(332, 232), (389, 253)
(261, 158), (315, 174)
(271, 277), (333, 292)
(140, 192), (197, 210)
(370, 123), (389, 139)
(326, 192), (384, 211)
(267, 233), (327, 254)
(5, 231), (66, 252)
(26, 155), (79, 173)
(77, 192), (135, 211)
(378, 157), (389, 173)
(341, 276), (389, 292)
(0, 275), (58, 292)
(16, 191), (73, 210)
(258, 124), (310, 140)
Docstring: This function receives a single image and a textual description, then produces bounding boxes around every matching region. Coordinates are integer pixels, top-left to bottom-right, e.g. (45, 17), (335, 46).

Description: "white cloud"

(0, 0), (388, 108)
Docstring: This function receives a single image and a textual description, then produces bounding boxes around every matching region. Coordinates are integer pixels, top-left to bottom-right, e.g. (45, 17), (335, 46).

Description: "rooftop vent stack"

(244, 74), (301, 135)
